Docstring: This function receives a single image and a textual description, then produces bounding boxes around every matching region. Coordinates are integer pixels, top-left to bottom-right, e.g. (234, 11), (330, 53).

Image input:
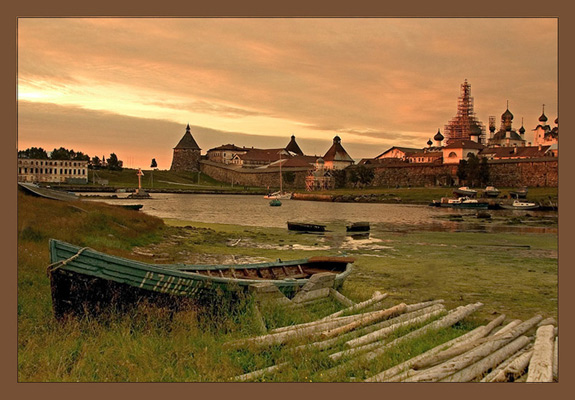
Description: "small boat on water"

(120, 204), (144, 211)
(346, 222), (370, 232)
(434, 197), (488, 209)
(48, 239), (354, 318)
(269, 198), (282, 207)
(484, 186), (501, 198)
(453, 186), (478, 197)
(500, 200), (539, 210)
(509, 187), (529, 199)
(287, 221), (327, 232)
(264, 191), (292, 200)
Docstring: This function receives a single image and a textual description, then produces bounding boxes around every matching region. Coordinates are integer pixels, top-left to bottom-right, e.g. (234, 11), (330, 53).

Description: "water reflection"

(81, 193), (557, 234)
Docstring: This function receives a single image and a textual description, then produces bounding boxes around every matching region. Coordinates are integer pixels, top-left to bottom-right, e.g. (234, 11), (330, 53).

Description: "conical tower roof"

(285, 135), (304, 156)
(323, 136), (353, 162)
(174, 124), (201, 150)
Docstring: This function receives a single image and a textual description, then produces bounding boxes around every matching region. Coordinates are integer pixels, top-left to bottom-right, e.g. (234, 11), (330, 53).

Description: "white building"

(18, 158), (88, 183)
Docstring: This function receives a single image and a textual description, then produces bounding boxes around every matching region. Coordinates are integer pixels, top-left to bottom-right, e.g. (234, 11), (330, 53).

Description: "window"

(448, 152), (457, 158)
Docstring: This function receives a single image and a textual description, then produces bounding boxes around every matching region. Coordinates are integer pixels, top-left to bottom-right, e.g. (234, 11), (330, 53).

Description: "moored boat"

(509, 187), (528, 199)
(269, 198), (282, 206)
(264, 191), (292, 200)
(436, 197), (488, 209)
(453, 186), (477, 197)
(484, 186), (501, 198)
(287, 221), (327, 232)
(48, 239), (354, 318)
(18, 182), (79, 202)
(500, 200), (539, 210)
(346, 221), (370, 232)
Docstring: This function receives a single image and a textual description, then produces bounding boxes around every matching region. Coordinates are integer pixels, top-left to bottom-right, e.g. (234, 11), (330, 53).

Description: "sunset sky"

(17, 18), (557, 169)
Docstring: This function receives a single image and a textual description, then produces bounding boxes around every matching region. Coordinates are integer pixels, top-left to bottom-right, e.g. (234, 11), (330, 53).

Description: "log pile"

(228, 284), (558, 382)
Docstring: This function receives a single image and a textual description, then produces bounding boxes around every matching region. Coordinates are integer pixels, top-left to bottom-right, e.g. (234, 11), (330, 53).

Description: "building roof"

(207, 144), (248, 152)
(323, 136), (354, 162)
(491, 129), (524, 142)
(480, 145), (551, 159)
(174, 124), (201, 150)
(285, 135), (304, 156)
(443, 140), (485, 150)
(408, 151), (443, 158)
(239, 148), (289, 162)
(375, 146), (421, 158)
(270, 155), (317, 168)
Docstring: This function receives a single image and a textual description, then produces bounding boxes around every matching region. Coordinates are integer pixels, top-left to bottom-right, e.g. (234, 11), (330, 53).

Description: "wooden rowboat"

(287, 222), (327, 232)
(48, 239), (354, 318)
(346, 222), (370, 232)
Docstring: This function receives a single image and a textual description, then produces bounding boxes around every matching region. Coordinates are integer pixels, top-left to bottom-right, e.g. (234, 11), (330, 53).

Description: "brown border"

(5, 0), (571, 398)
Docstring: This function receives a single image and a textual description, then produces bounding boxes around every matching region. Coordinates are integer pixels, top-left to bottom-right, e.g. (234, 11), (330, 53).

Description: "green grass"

(17, 191), (557, 382)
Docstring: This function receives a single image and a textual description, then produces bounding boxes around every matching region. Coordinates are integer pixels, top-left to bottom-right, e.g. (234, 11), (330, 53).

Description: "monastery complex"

(169, 80), (557, 190)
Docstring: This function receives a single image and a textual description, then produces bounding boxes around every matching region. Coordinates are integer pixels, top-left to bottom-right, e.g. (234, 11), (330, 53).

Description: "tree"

(356, 165), (375, 186)
(150, 158), (158, 169)
(456, 159), (468, 184)
(18, 147), (48, 159)
(50, 147), (73, 160)
(479, 157), (490, 187)
(90, 156), (102, 170)
(106, 153), (123, 171)
(332, 169), (347, 189)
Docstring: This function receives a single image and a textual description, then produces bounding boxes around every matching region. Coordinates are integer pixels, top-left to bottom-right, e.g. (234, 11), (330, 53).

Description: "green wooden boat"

(48, 239), (354, 317)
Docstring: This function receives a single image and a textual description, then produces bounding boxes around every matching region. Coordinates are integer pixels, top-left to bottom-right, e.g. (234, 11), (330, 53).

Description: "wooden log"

(553, 337), (558, 381)
(481, 345), (533, 382)
(320, 303), (407, 339)
(324, 303), (484, 377)
(329, 288), (355, 308)
(526, 325), (556, 382)
(233, 362), (290, 382)
(412, 314), (507, 370)
(290, 304), (445, 355)
(224, 313), (370, 349)
(365, 323), (495, 382)
(441, 335), (532, 382)
(404, 299), (444, 313)
(292, 287), (331, 304)
(492, 319), (522, 336)
(538, 317), (557, 327)
(317, 291), (388, 321)
(403, 315), (543, 382)
(344, 306), (446, 350)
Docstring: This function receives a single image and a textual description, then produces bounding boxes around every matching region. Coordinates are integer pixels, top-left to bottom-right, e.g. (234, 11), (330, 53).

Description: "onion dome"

(470, 125), (482, 136)
(519, 125), (525, 134)
(433, 129), (444, 141)
(502, 108), (514, 120)
(539, 112), (548, 123)
(427, 139), (433, 146)
(555, 117), (558, 124)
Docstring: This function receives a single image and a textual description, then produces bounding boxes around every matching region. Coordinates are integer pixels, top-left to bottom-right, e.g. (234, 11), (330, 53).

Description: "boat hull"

(287, 222), (327, 232)
(346, 222), (370, 232)
(48, 239), (353, 317)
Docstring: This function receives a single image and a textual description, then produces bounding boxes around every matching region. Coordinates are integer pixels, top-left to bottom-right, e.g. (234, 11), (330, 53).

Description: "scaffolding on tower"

(444, 79), (486, 144)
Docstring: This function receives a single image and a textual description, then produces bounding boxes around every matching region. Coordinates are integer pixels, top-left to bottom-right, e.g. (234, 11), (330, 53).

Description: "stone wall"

(200, 160), (310, 189)
(487, 158), (558, 187)
(170, 149), (201, 172)
(199, 158), (558, 189)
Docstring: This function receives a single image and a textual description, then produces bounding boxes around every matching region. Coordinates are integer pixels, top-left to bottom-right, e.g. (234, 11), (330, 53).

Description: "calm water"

(81, 193), (557, 234)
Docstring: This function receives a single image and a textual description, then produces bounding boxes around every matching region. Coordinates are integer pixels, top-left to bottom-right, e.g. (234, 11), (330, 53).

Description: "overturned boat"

(48, 239), (354, 318)
(287, 222), (327, 232)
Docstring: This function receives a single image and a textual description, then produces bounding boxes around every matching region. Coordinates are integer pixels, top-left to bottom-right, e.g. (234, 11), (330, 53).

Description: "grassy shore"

(17, 191), (557, 381)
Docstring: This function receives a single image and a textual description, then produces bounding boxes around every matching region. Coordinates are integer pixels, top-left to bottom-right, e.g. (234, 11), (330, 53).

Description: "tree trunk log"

(318, 291), (388, 321)
(344, 306), (446, 349)
(404, 315), (543, 382)
(233, 362), (289, 381)
(412, 314), (507, 370)
(526, 324), (556, 382)
(481, 346), (533, 382)
(441, 335), (532, 382)
(323, 302), (483, 378)
(320, 303), (407, 339)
